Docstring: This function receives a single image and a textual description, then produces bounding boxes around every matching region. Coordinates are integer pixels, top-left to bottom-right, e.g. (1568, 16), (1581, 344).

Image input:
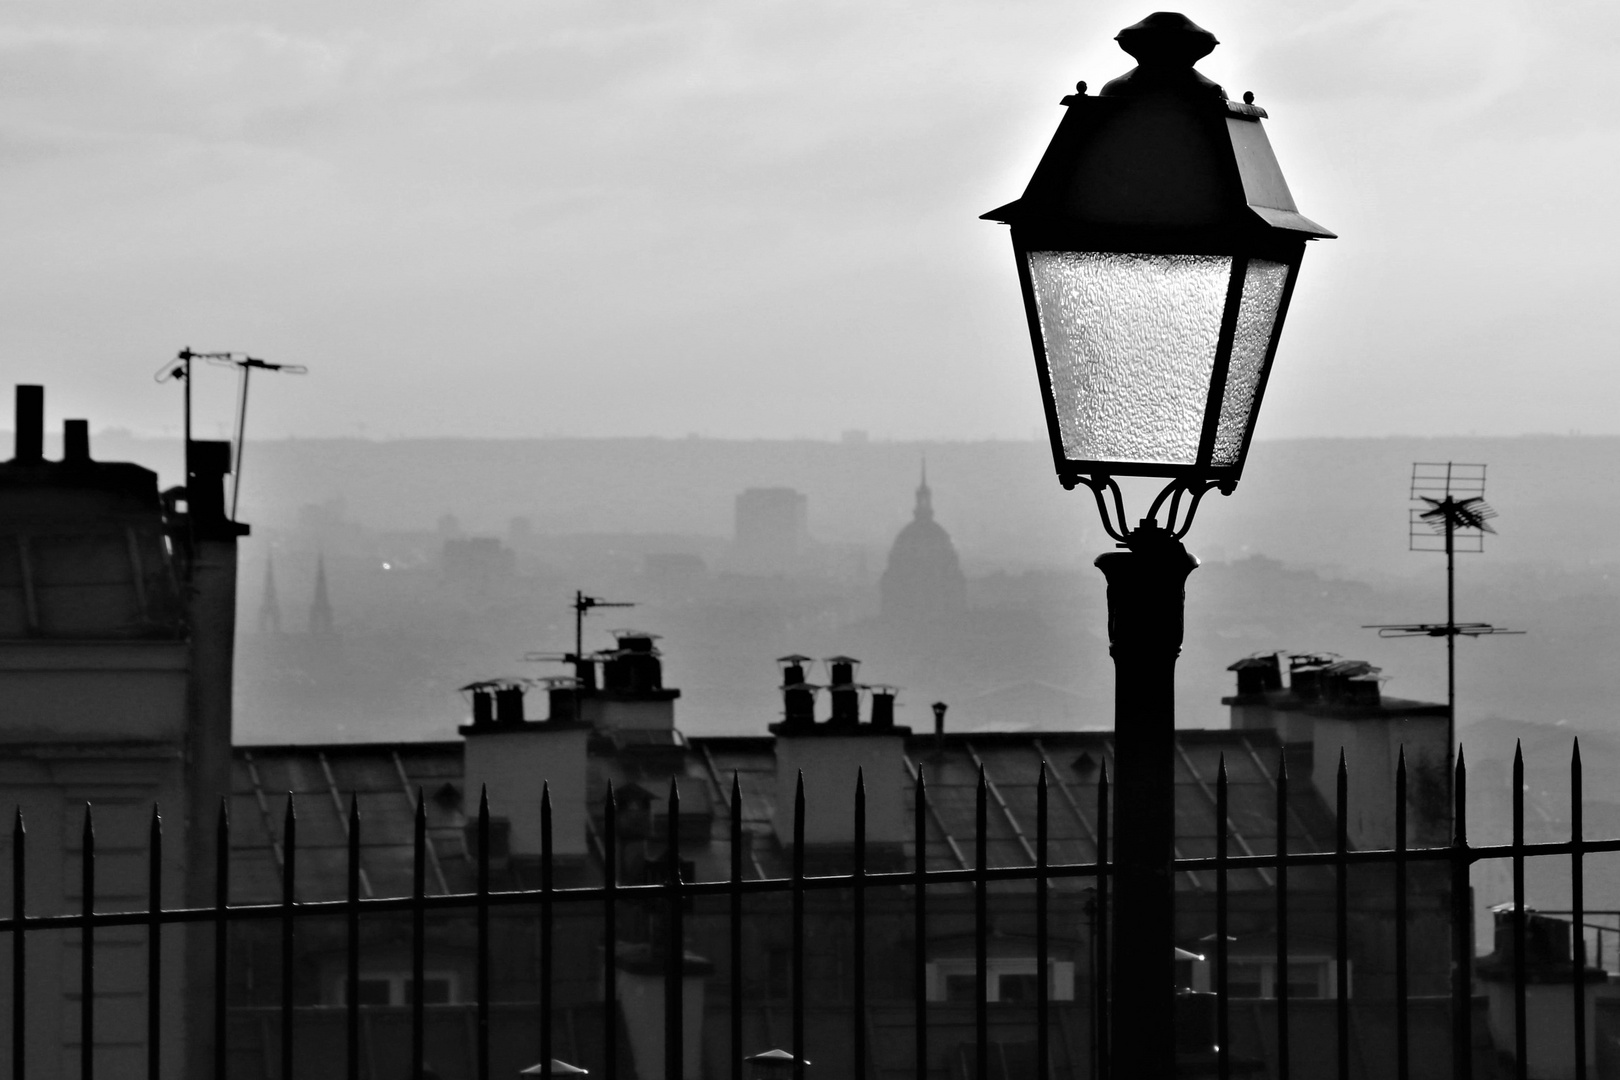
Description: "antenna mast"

(1364, 462), (1522, 769)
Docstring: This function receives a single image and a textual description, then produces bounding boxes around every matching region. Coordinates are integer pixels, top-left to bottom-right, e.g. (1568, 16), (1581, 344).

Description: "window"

(926, 959), (1075, 1002)
(338, 972), (459, 1007)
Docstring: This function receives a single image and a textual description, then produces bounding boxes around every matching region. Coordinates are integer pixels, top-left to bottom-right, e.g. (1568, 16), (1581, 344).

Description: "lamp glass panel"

(1211, 258), (1290, 467)
(1027, 251), (1230, 466)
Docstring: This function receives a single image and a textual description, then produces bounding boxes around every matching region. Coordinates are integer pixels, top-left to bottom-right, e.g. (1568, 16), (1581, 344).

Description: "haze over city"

(1, 0), (1615, 444)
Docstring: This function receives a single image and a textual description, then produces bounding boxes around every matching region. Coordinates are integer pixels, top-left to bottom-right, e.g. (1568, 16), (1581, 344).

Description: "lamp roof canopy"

(983, 11), (1332, 252)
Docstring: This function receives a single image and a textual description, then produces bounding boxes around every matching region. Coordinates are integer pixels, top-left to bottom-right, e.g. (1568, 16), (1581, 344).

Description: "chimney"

(462, 681), (589, 860)
(187, 440), (236, 537)
(495, 684), (526, 724)
(586, 630), (679, 732)
(826, 655), (860, 729)
(870, 688), (896, 730)
(771, 656), (910, 865)
(63, 419), (90, 464)
(465, 683), (496, 728)
(14, 385), (42, 463)
(777, 655), (816, 730)
(931, 701), (948, 748)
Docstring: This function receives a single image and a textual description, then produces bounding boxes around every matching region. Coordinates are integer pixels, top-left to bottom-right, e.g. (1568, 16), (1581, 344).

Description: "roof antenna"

(1363, 462), (1522, 773)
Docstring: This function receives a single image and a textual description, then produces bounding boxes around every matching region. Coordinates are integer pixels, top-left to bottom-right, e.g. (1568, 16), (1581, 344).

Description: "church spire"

(309, 554), (336, 637)
(914, 459), (933, 522)
(257, 554), (282, 635)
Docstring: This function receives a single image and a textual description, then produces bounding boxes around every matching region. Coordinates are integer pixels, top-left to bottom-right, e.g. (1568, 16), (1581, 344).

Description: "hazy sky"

(1, 0), (1615, 443)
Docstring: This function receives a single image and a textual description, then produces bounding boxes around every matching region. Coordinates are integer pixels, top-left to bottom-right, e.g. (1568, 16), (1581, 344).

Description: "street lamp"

(983, 11), (1332, 1076)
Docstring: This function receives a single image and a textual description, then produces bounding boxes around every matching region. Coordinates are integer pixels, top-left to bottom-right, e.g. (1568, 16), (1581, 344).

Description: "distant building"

(878, 466), (965, 625)
(729, 488), (809, 575)
(442, 536), (518, 592)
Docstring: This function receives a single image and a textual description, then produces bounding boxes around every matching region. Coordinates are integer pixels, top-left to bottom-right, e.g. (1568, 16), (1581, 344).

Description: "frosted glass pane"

(1211, 259), (1290, 467)
(1027, 251), (1230, 467)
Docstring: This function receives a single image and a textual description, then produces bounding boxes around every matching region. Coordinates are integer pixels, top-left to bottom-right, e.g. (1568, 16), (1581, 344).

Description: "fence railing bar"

(1453, 749), (1473, 1080)
(11, 808), (22, 1080)
(348, 794), (362, 1080)
(789, 774), (803, 1080)
(243, 751), (285, 876)
(11, 826), (1620, 936)
(321, 751), (373, 898)
(854, 769), (868, 1080)
(477, 788), (490, 1080)
(714, 749), (766, 881)
(1335, 751), (1349, 1080)
(1190, 742), (1272, 889)
(82, 803), (95, 1080)
(1096, 762), (1110, 1080)
(541, 785), (554, 1080)
(147, 805), (162, 1080)
(964, 741), (1037, 864)
(1512, 742), (1527, 1080)
(215, 800), (230, 1079)
(901, 755), (968, 871)
(1395, 749), (1409, 1080)
(1032, 739), (1101, 853)
(1275, 749), (1290, 1080)
(604, 783), (618, 1080)
(1572, 739), (1587, 1080)
(668, 777), (685, 1080)
(394, 751), (449, 897)
(281, 794), (296, 1080)
(730, 774), (744, 1080)
(1216, 756), (1229, 1080)
(975, 766), (988, 1080)
(413, 789), (428, 1080)
(1036, 763), (1049, 1080)
(913, 766), (928, 1080)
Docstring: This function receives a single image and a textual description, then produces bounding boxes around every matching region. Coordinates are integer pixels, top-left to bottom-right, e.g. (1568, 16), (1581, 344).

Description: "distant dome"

(880, 466), (966, 623)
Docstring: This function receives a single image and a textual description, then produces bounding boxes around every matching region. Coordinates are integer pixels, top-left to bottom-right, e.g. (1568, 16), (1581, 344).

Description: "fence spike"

(1393, 747), (1409, 1080)
(1276, 746), (1289, 1080)
(148, 804), (162, 1080)
(12, 806), (23, 1080)
(1572, 738), (1587, 1080)
(82, 802), (95, 1080)
(1216, 755), (1229, 1080)
(603, 781), (618, 1080)
(215, 797), (230, 1080)
(1512, 741), (1527, 1079)
(348, 790), (362, 1080)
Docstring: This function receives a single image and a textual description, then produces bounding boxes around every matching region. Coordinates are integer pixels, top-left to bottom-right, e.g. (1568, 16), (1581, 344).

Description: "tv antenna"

(1364, 462), (1522, 765)
(523, 591), (636, 717)
(154, 348), (307, 521)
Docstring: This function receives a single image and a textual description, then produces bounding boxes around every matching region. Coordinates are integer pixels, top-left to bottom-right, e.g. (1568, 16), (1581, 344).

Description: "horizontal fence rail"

(0, 741), (1609, 1080)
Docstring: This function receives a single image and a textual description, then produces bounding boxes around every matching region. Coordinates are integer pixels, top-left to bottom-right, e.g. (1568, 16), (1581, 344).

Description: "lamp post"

(983, 12), (1332, 1076)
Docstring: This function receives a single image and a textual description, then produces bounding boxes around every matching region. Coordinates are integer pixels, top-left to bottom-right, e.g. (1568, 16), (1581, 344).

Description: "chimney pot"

(495, 685), (526, 725)
(870, 691), (895, 730)
(14, 385), (43, 463)
(63, 419), (90, 463)
(932, 701), (948, 739)
(471, 687), (494, 727)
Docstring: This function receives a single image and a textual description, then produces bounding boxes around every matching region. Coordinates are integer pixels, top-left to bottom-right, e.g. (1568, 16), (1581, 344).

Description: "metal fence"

(0, 739), (1613, 1080)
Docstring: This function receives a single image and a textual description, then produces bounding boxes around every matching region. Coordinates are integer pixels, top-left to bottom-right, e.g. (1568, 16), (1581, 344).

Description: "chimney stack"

(14, 385), (42, 463)
(470, 685), (495, 727)
(771, 654), (910, 865)
(931, 701), (948, 743)
(495, 683), (526, 725)
(63, 419), (90, 463)
(826, 655), (860, 728)
(870, 688), (896, 730)
(777, 655), (816, 730)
